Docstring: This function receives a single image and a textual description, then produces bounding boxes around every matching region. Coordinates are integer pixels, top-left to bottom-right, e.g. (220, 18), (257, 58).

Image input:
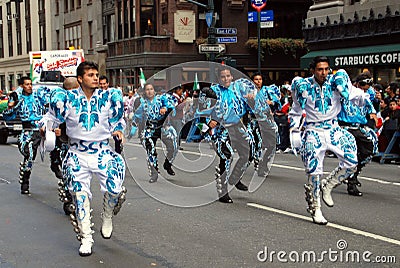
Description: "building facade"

(0, 0), (313, 92)
(301, 0), (400, 84)
(0, 0), (104, 93)
(51, 0), (105, 73)
(0, 0), (51, 92)
(104, 0), (313, 89)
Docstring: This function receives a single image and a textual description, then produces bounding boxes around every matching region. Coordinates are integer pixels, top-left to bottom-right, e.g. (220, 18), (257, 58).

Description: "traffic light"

(216, 57), (236, 68)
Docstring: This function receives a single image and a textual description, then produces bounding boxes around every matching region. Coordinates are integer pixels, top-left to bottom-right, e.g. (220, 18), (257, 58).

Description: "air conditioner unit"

(16, 74), (21, 79)
(0, 20), (3, 25)
(7, 75), (12, 81)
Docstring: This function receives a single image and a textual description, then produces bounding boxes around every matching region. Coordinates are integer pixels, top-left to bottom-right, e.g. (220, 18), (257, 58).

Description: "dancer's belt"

(338, 121), (366, 129)
(69, 139), (110, 154)
(306, 119), (337, 129)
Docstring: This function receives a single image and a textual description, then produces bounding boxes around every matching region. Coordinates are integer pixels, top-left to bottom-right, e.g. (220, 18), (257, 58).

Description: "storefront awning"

(300, 44), (400, 69)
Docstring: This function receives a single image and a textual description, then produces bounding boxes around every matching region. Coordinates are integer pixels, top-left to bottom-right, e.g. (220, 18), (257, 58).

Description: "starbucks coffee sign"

(334, 52), (400, 67)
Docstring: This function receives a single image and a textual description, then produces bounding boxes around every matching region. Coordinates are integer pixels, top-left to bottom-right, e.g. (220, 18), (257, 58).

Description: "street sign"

(199, 44), (226, 54)
(260, 10), (274, 22)
(248, 12), (257, 22)
(251, 0), (267, 11)
(215, 28), (237, 35)
(248, 10), (274, 22)
(205, 12), (213, 28)
(260, 21), (274, 28)
(216, 37), (237, 43)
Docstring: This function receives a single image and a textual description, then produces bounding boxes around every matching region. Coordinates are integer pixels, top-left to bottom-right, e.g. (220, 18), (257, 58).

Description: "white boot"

(321, 166), (355, 207)
(305, 175), (328, 225)
(312, 208), (328, 225)
(101, 187), (127, 239)
(101, 192), (118, 239)
(75, 191), (94, 256)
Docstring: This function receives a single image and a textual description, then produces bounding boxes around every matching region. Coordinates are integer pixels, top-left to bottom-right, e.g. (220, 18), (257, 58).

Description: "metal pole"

(208, 0), (216, 62)
(257, 10), (261, 73)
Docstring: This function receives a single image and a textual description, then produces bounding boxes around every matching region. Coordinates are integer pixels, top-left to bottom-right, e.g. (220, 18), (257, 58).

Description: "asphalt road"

(0, 137), (399, 268)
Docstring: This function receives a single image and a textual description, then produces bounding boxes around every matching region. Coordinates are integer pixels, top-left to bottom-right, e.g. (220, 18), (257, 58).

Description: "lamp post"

(186, 0), (216, 61)
(251, 0), (267, 73)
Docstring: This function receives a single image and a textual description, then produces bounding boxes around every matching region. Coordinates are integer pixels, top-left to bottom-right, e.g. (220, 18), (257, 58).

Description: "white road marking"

(0, 178), (11, 184)
(247, 202), (400, 246)
(271, 163), (400, 186)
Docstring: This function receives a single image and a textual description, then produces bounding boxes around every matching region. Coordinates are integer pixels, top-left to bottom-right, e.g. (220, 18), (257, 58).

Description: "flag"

(32, 53), (41, 59)
(193, 72), (200, 91)
(196, 122), (209, 133)
(139, 68), (146, 88)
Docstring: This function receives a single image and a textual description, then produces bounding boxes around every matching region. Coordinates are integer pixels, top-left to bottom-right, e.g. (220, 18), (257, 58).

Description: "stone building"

(0, 0), (51, 92)
(0, 0), (104, 92)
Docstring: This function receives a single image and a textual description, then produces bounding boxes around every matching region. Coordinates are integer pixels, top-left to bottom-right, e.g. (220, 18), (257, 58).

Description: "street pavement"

(0, 137), (399, 268)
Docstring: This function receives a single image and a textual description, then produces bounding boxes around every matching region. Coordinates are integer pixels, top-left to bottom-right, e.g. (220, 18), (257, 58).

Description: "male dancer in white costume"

(43, 61), (127, 256)
(289, 56), (358, 224)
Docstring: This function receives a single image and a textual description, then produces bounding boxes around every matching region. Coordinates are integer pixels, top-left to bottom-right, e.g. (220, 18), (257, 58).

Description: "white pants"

(62, 139), (125, 199)
(301, 125), (358, 176)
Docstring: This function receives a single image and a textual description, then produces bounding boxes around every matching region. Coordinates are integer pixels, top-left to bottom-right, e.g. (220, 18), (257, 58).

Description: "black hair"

(217, 66), (232, 76)
(309, 56), (330, 70)
(388, 82), (399, 93)
(355, 72), (372, 83)
(18, 76), (31, 85)
(99, 75), (109, 83)
(250, 72), (263, 81)
(76, 61), (98, 77)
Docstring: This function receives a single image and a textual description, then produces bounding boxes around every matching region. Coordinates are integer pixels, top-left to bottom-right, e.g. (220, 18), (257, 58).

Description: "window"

(40, 25), (46, 50)
(140, 1), (156, 36)
(56, 30), (60, 50)
(38, 0), (46, 50)
(38, 0), (45, 11)
(6, 2), (13, 57)
(65, 24), (82, 49)
(64, 0), (69, 13)
(16, 1), (22, 55)
(124, 2), (129, 38)
(0, 75), (5, 92)
(25, 0), (32, 52)
(162, 9), (168, 25)
(55, 0), (59, 15)
(130, 0), (135, 37)
(0, 7), (3, 58)
(70, 0), (75, 11)
(103, 14), (116, 43)
(88, 22), (93, 49)
(117, 1), (122, 39)
(77, 0), (81, 9)
(17, 29), (22, 55)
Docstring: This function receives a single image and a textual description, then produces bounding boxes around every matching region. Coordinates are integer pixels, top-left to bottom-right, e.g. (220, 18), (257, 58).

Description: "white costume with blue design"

(289, 70), (358, 175)
(289, 69), (358, 223)
(44, 87), (126, 199)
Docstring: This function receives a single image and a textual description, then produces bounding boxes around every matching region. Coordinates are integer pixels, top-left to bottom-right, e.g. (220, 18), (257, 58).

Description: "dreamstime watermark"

(257, 239), (397, 264)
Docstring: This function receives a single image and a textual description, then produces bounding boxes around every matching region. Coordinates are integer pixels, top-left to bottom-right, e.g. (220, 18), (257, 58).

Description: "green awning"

(300, 44), (400, 69)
